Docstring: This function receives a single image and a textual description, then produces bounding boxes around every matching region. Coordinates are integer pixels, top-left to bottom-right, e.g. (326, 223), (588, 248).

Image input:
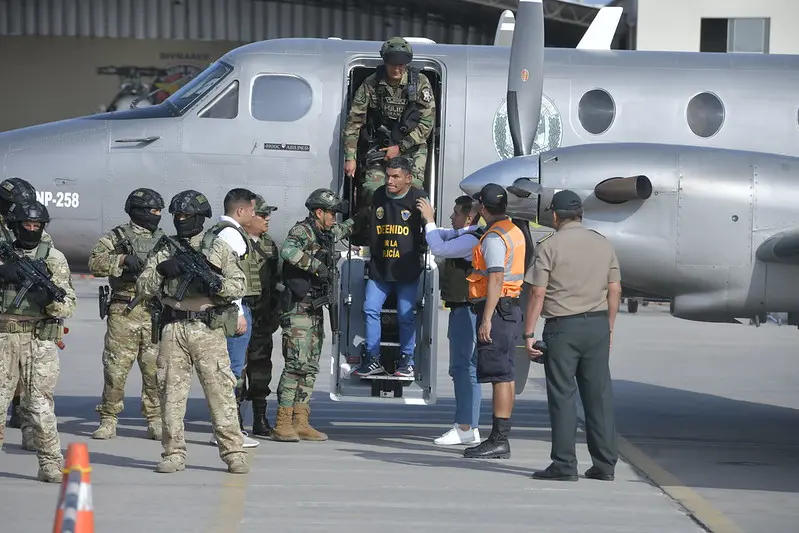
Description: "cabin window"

(687, 92), (725, 138)
(251, 75), (313, 122)
(198, 81), (239, 119)
(578, 89), (615, 135)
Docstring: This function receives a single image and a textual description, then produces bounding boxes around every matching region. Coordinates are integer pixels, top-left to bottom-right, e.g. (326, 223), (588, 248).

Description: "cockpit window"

(164, 61), (234, 115)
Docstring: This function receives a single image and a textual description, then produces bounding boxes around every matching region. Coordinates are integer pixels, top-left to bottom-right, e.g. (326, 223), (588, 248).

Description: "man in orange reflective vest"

(463, 183), (526, 459)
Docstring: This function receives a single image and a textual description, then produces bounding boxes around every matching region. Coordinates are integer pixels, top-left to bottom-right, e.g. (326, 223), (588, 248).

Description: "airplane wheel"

(642, 300), (650, 307)
(628, 299), (639, 314)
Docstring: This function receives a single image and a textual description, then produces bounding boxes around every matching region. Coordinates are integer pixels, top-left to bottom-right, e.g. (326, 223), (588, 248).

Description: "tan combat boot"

(226, 454), (250, 474)
(92, 417), (117, 439)
(147, 420), (163, 441)
(155, 456), (185, 474)
(37, 464), (63, 483)
(293, 404), (328, 441)
(270, 406), (300, 442)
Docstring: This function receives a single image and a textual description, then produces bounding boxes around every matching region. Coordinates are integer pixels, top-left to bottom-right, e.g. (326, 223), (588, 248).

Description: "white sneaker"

(434, 424), (480, 445)
(209, 431), (260, 448)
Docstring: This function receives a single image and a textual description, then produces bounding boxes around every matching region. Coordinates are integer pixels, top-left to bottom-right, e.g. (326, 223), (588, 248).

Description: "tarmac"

(1, 278), (797, 532)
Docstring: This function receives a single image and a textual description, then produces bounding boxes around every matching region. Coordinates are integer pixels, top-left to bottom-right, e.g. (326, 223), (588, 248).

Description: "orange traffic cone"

(53, 442), (94, 533)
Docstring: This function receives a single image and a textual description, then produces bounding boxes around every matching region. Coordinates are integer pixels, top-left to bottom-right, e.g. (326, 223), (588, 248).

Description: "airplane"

(1, 0), (798, 405)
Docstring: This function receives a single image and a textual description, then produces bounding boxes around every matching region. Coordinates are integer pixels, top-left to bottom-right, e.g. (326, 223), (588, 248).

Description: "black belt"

(546, 310), (607, 322)
(470, 297), (520, 311)
(110, 294), (134, 303)
(162, 307), (212, 323)
(444, 301), (470, 309)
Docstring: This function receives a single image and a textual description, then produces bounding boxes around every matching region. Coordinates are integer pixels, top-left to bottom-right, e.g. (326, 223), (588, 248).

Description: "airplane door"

(177, 60), (324, 240)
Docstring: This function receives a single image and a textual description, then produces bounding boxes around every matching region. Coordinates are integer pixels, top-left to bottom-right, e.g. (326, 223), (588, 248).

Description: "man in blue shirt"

(418, 195), (484, 445)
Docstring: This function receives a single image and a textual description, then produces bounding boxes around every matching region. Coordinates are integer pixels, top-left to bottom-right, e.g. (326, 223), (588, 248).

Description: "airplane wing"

(577, 6), (623, 50)
(755, 228), (799, 265)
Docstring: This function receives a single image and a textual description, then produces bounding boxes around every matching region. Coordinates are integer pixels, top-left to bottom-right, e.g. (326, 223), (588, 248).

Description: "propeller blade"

(507, 0), (545, 157)
(494, 10), (515, 47)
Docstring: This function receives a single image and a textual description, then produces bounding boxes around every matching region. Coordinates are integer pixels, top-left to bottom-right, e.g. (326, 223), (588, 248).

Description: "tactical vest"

(0, 241), (52, 317)
(110, 224), (164, 294)
(161, 234), (227, 304)
(365, 66), (423, 146)
(252, 235), (275, 298)
(202, 221), (261, 297)
(282, 219), (330, 302)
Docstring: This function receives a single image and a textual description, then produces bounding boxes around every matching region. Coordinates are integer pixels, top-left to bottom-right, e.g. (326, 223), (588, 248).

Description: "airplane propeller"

(507, 0), (545, 157)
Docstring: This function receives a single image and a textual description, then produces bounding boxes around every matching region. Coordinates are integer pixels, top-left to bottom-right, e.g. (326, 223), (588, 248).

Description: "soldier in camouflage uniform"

(271, 188), (363, 442)
(0, 177), (52, 452)
(136, 190), (249, 474)
(0, 199), (76, 482)
(342, 37), (436, 205)
(242, 195), (280, 438)
(88, 188), (165, 441)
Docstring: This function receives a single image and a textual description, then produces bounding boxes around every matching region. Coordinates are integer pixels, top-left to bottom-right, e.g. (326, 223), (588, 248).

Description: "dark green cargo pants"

(542, 311), (617, 475)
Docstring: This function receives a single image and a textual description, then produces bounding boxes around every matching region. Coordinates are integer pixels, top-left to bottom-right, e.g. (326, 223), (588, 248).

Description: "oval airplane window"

(251, 75), (313, 122)
(578, 89), (615, 135)
(687, 92), (725, 138)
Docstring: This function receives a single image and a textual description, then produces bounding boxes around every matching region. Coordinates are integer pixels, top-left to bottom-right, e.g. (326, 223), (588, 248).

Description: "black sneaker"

(354, 358), (385, 376)
(394, 364), (414, 378)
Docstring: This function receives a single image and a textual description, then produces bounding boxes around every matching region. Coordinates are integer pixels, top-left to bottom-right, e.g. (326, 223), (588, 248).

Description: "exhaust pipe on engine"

(594, 175), (653, 204)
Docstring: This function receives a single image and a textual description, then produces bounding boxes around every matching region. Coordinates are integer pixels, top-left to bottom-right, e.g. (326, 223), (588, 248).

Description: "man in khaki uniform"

(522, 190), (622, 482)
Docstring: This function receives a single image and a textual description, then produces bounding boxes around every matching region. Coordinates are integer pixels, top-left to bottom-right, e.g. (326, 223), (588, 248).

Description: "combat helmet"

(0, 177), (36, 204)
(380, 37), (413, 65)
(125, 188), (165, 214)
(168, 190), (212, 218)
(6, 199), (50, 249)
(305, 188), (347, 213)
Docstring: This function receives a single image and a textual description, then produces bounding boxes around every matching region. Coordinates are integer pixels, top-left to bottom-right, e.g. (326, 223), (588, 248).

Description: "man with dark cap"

(463, 183), (525, 459)
(342, 36), (436, 206)
(523, 189), (622, 482)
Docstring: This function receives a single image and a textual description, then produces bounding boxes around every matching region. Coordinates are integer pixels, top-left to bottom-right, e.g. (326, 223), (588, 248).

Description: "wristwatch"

(522, 332), (535, 339)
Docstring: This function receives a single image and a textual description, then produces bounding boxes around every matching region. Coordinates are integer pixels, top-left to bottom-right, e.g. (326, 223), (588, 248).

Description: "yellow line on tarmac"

(617, 436), (746, 533)
(206, 449), (256, 533)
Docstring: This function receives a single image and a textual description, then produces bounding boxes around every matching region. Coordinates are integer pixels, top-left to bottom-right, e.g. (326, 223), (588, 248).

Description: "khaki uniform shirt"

(525, 220), (620, 319)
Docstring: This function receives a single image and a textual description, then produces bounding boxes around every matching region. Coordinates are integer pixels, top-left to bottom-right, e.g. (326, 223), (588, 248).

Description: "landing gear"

(627, 298), (639, 314)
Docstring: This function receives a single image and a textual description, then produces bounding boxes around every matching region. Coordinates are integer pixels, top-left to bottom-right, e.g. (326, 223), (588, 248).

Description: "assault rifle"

(0, 242), (67, 308)
(154, 234), (224, 301)
(311, 239), (340, 334)
(363, 124), (393, 166)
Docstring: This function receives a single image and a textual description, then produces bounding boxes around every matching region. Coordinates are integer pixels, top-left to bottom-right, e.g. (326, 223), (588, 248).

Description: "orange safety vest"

(467, 218), (526, 302)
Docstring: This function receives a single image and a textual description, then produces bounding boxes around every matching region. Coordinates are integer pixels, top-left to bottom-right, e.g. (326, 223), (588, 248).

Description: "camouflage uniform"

(89, 219), (164, 440)
(0, 178), (53, 451)
(136, 190), (248, 474)
(0, 200), (76, 483)
(342, 37), (436, 204)
(244, 196), (281, 438)
(271, 189), (360, 442)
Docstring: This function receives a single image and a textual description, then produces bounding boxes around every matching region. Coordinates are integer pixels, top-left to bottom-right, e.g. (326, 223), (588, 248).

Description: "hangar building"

(0, 0), (603, 131)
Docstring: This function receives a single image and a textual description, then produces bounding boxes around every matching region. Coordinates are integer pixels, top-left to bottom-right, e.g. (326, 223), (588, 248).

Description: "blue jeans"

(364, 278), (419, 365)
(448, 306), (481, 428)
(226, 303), (252, 383)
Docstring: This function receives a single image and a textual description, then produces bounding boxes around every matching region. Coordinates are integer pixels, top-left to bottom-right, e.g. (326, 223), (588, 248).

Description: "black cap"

(547, 189), (582, 211)
(472, 183), (508, 210)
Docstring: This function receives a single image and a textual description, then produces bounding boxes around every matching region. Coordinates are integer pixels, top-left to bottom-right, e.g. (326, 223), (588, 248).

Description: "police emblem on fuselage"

(492, 94), (562, 160)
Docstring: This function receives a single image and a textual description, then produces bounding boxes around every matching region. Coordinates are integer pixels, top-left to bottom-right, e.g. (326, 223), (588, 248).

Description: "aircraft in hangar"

(1, 0), (798, 405)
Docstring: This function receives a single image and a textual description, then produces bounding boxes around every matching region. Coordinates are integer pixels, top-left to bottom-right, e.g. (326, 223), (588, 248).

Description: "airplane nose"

(459, 155), (540, 197)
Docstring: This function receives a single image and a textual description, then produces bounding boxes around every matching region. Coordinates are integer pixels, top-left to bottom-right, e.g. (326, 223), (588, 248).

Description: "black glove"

(0, 263), (21, 283)
(156, 259), (185, 279)
(28, 286), (54, 308)
(315, 263), (329, 279)
(123, 254), (145, 273)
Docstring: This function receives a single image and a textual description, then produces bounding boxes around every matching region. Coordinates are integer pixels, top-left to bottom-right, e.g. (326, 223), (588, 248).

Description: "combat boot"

(226, 454), (249, 474)
(37, 464), (63, 483)
(270, 406), (300, 442)
(293, 403), (328, 441)
(251, 399), (272, 439)
(8, 397), (21, 428)
(463, 417), (511, 459)
(147, 419), (162, 441)
(92, 417), (117, 439)
(155, 456), (186, 474)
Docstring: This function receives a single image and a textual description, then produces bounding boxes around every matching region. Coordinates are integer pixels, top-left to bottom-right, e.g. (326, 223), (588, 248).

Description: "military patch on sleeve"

(421, 86), (432, 103)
